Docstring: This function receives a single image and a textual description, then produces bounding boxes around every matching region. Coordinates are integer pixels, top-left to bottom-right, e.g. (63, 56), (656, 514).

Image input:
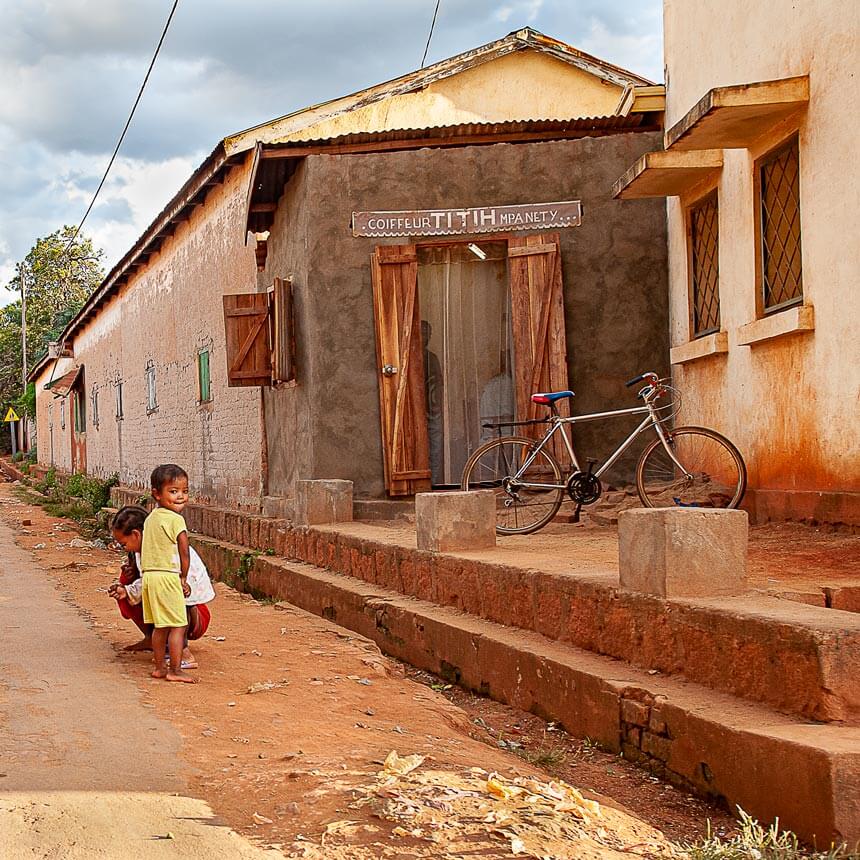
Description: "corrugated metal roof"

(226, 28), (654, 153)
(43, 366), (81, 396)
(30, 31), (661, 372)
(264, 115), (649, 149)
(246, 115), (660, 234)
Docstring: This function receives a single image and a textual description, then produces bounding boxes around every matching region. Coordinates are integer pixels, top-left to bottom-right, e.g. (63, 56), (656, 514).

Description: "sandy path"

(0, 484), (684, 858)
(0, 516), (279, 859)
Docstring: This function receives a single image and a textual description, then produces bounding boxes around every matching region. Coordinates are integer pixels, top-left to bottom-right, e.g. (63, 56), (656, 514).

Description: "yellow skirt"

(142, 571), (187, 628)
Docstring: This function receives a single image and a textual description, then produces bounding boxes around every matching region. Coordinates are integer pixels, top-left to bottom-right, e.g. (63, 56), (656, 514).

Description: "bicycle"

(460, 372), (747, 535)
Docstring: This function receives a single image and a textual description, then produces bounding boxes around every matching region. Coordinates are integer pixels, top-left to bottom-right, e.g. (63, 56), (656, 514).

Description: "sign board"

(4, 407), (20, 422)
(352, 200), (582, 238)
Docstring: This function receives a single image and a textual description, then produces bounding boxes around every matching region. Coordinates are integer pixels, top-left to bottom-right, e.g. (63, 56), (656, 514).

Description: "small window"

(688, 191), (720, 337)
(115, 380), (124, 420)
(758, 136), (803, 313)
(145, 361), (158, 413)
(198, 349), (212, 402)
(91, 385), (100, 429)
(60, 398), (66, 429)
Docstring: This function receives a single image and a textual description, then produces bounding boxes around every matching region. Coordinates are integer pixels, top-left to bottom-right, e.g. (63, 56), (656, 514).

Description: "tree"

(0, 227), (104, 434)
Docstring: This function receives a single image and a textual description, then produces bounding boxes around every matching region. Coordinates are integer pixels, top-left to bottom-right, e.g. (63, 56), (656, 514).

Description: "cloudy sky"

(0, 0), (663, 304)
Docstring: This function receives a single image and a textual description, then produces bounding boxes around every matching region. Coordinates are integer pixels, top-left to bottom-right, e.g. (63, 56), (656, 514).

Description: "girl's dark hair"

(111, 505), (148, 536)
(150, 463), (188, 491)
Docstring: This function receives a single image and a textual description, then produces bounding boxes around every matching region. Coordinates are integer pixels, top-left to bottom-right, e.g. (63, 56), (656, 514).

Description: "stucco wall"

(34, 357), (75, 472)
(262, 134), (669, 498)
(663, 0), (860, 499)
(260, 159), (315, 497)
(34, 159), (264, 507)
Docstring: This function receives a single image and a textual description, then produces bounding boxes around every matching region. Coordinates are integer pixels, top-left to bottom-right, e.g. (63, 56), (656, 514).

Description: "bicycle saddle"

(531, 390), (575, 404)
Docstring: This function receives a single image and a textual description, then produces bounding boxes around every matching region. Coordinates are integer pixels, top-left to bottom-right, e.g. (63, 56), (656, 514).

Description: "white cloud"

(0, 0), (663, 307)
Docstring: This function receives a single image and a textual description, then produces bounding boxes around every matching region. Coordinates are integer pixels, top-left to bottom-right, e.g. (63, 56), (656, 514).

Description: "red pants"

(116, 597), (210, 640)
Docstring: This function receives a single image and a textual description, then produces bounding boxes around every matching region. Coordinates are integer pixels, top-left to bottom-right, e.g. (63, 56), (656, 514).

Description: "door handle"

(381, 364), (398, 377)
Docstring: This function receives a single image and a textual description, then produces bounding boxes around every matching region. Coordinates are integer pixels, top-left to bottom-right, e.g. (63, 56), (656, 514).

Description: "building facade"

(615, 0), (860, 525)
(32, 29), (670, 509)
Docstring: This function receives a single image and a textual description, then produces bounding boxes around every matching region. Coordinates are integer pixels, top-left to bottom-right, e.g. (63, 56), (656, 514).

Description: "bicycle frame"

(509, 400), (692, 491)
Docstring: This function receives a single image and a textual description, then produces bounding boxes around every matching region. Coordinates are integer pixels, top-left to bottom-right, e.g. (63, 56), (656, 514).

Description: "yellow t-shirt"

(141, 507), (187, 575)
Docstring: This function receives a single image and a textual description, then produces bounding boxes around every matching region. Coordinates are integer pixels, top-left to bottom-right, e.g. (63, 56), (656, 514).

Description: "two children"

(110, 464), (211, 683)
(109, 504), (214, 667)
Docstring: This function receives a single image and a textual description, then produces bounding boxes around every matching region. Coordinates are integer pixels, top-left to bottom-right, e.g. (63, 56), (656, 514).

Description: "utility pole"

(20, 265), (27, 453)
(20, 266), (27, 388)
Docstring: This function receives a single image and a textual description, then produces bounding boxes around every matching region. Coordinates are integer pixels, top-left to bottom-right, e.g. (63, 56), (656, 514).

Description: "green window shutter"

(198, 350), (211, 402)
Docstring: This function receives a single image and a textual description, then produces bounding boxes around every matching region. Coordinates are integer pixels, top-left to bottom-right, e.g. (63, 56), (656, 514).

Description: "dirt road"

(0, 512), (281, 859)
(0, 483), (712, 857)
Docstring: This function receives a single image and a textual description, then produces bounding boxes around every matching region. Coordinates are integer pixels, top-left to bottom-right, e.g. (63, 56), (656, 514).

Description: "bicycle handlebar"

(625, 372), (653, 388)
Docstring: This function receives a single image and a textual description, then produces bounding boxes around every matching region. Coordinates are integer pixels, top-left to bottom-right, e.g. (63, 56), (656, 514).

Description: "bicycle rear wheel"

(636, 426), (746, 509)
(461, 436), (564, 535)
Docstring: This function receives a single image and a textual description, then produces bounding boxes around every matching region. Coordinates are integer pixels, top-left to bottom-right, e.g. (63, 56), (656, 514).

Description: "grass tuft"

(684, 809), (857, 860)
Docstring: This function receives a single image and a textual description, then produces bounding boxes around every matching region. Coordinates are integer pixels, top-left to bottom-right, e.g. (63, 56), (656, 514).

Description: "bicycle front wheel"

(636, 426), (746, 509)
(461, 436), (564, 535)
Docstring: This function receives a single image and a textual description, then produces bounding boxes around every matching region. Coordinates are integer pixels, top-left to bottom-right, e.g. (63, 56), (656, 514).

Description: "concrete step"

(191, 533), (860, 846)
(110, 487), (860, 723)
(253, 521), (860, 723)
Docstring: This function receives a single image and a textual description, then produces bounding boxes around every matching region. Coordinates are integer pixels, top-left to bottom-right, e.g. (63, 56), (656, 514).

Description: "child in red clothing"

(108, 505), (213, 663)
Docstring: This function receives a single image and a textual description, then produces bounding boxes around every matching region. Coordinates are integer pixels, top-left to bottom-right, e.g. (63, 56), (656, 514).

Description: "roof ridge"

(223, 27), (653, 154)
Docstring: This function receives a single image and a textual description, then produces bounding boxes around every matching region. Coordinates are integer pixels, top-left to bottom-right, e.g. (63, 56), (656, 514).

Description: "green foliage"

(0, 227), (104, 419)
(684, 809), (856, 860)
(11, 451), (23, 462)
(36, 466), (57, 494)
(13, 383), (36, 419)
(64, 471), (119, 511)
(23, 469), (117, 540)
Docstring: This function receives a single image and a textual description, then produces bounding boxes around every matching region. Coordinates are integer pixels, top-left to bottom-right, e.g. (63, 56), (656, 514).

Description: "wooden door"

(371, 244), (431, 496)
(508, 233), (570, 460)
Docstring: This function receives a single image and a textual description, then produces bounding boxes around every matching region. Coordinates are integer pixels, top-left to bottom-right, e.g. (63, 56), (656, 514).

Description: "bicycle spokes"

(637, 428), (746, 509)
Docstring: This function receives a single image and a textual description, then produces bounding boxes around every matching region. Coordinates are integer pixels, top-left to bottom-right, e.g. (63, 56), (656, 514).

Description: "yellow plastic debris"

(382, 750), (425, 777)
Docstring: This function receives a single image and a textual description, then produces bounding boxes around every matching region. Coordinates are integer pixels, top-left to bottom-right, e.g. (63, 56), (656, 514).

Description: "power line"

(63, 0), (180, 255)
(421, 0), (442, 68)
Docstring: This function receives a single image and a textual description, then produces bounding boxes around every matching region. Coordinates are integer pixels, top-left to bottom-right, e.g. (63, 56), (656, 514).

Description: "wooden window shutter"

(371, 244), (431, 496)
(271, 277), (295, 383)
(508, 233), (571, 458)
(223, 292), (272, 387)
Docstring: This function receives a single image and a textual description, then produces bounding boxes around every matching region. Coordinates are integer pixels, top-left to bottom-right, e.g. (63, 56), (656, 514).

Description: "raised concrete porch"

(110, 485), (860, 843)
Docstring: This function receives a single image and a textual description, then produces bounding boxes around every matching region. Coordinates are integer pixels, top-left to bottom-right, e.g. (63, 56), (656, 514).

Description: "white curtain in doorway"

(417, 243), (514, 486)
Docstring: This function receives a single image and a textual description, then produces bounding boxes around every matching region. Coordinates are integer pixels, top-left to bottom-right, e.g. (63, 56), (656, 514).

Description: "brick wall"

(35, 158), (264, 508)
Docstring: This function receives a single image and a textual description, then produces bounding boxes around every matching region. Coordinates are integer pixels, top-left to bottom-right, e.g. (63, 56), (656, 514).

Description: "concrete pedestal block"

(618, 507), (748, 598)
(416, 490), (496, 553)
(295, 480), (353, 526)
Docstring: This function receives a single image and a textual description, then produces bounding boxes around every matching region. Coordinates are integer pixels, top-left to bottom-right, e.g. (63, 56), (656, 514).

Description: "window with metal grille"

(198, 349), (211, 402)
(60, 398), (65, 429)
(145, 361), (158, 413)
(91, 385), (99, 429)
(759, 136), (803, 312)
(115, 380), (124, 420)
(689, 191), (720, 336)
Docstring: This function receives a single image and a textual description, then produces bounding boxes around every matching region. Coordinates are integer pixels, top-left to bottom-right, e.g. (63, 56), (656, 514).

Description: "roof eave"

(53, 141), (239, 350)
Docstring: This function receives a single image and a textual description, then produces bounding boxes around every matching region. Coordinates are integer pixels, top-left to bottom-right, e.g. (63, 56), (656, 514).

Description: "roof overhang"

(612, 149), (723, 199)
(44, 366), (82, 397)
(48, 145), (247, 353)
(665, 76), (809, 151)
(245, 114), (663, 235)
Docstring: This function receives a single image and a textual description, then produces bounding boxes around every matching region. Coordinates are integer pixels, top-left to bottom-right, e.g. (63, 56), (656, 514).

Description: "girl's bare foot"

(151, 668), (168, 679)
(180, 647), (198, 669)
(124, 639), (152, 652)
(166, 670), (198, 684)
